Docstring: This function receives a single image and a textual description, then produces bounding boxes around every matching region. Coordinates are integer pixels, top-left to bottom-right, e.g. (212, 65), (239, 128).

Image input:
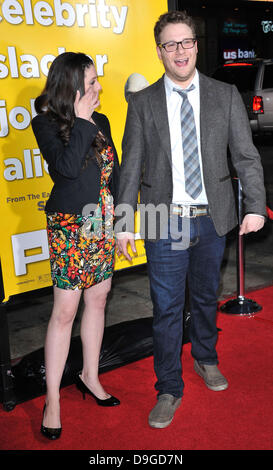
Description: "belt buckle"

(182, 205), (196, 218)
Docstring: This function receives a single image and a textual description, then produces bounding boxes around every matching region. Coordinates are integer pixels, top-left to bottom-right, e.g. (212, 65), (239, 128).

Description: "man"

(116, 11), (266, 429)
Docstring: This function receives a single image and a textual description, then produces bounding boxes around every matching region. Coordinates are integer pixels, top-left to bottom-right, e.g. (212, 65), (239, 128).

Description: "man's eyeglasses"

(158, 38), (197, 53)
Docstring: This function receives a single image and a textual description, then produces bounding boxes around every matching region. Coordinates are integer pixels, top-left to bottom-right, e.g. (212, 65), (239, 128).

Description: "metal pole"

(0, 260), (16, 411)
(220, 178), (262, 315)
(238, 178), (245, 298)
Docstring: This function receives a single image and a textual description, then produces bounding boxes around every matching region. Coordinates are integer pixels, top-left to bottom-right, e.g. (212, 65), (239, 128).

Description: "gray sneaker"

(194, 360), (228, 391)
(148, 394), (182, 429)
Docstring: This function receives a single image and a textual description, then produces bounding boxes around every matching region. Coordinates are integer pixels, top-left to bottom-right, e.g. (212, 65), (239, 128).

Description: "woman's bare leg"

(43, 287), (82, 428)
(80, 277), (112, 399)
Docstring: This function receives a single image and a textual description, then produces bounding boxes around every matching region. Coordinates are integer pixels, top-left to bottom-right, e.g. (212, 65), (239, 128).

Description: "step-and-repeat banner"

(0, 0), (168, 301)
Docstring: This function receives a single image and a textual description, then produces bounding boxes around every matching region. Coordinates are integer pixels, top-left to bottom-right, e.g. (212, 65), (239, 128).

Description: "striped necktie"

(174, 85), (202, 200)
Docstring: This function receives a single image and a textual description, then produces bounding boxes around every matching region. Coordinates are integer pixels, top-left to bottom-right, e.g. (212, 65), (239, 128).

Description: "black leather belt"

(172, 204), (209, 218)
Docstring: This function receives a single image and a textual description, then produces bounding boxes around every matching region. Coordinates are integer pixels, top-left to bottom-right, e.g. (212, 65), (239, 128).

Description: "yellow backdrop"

(0, 0), (168, 301)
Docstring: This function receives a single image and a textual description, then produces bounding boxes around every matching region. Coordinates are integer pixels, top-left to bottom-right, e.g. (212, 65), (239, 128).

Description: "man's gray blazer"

(116, 72), (266, 239)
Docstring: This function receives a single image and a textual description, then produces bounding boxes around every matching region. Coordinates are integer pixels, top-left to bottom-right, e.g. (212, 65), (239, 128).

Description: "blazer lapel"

(199, 72), (216, 161)
(149, 76), (172, 165)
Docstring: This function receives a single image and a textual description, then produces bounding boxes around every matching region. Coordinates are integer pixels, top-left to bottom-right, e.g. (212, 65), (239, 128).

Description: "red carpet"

(0, 286), (273, 451)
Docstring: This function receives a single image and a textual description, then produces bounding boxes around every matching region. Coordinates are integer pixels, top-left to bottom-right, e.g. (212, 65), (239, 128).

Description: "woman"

(32, 52), (120, 440)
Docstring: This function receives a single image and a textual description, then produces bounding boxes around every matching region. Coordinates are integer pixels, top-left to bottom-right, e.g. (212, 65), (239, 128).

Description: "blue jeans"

(145, 214), (226, 398)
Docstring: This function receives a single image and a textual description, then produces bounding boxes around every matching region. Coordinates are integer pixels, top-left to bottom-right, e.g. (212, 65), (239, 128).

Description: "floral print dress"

(46, 145), (115, 290)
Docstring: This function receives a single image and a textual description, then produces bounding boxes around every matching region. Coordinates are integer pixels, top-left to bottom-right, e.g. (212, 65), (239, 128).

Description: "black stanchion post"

(220, 178), (262, 315)
(0, 260), (16, 411)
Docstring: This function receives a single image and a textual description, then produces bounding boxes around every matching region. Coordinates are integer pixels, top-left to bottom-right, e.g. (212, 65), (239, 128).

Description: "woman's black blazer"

(31, 111), (120, 214)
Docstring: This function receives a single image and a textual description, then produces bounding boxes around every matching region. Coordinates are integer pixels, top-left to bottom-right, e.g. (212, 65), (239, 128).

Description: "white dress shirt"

(164, 70), (208, 206)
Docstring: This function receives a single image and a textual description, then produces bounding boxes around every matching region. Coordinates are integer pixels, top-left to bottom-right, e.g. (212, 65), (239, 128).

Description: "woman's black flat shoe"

(76, 374), (120, 407)
(41, 405), (62, 440)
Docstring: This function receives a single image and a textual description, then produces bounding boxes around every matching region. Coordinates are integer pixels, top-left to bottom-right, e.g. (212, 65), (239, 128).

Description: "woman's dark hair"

(154, 10), (196, 45)
(35, 52), (106, 166)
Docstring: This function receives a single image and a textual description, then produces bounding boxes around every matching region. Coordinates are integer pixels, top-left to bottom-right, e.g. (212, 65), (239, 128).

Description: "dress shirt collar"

(164, 69), (199, 99)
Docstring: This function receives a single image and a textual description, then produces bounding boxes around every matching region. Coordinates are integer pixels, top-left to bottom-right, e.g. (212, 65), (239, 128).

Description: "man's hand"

(116, 233), (137, 262)
(239, 214), (265, 235)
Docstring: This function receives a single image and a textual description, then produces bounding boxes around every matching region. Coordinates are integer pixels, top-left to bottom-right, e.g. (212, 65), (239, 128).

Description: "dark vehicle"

(212, 58), (273, 134)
